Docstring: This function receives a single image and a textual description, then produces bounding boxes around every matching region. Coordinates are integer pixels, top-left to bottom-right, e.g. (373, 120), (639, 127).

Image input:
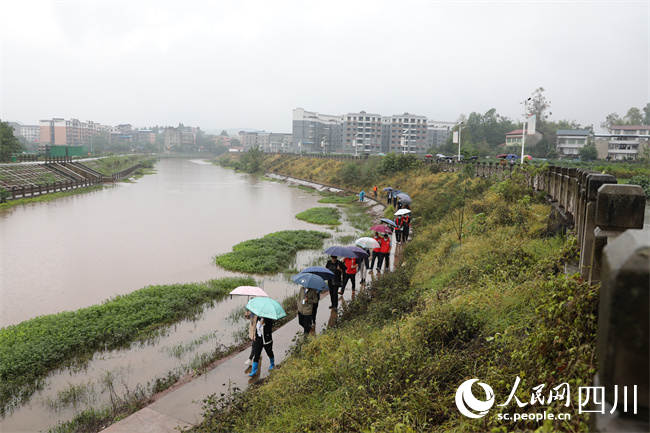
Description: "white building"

(595, 125), (650, 160)
(556, 129), (591, 156)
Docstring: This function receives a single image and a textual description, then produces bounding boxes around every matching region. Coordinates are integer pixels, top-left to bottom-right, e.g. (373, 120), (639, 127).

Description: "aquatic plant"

(0, 276), (254, 416)
(295, 207), (341, 225)
(213, 230), (331, 274)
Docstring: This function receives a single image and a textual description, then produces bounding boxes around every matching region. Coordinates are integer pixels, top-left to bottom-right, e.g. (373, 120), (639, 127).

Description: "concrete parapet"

(592, 229), (650, 431)
(580, 174), (617, 278)
(589, 184), (646, 284)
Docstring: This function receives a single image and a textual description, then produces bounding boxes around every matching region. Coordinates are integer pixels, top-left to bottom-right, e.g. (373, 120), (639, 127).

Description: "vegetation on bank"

(295, 207), (341, 225)
(0, 276), (255, 416)
(194, 154), (599, 432)
(0, 185), (105, 209)
(81, 155), (157, 176)
(213, 230), (331, 274)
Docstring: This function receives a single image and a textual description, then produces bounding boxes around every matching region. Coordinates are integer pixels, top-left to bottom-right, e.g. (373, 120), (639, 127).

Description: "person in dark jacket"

(325, 256), (345, 309)
(248, 316), (275, 377)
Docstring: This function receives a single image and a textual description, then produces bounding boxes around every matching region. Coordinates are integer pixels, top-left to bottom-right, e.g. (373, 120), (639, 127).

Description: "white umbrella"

(394, 209), (411, 216)
(356, 237), (380, 249)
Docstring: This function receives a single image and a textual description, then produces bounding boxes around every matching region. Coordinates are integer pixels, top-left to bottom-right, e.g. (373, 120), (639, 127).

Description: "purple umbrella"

(349, 246), (370, 259)
(324, 245), (357, 258)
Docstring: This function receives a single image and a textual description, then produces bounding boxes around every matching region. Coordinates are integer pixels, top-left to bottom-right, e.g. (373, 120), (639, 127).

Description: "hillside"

(195, 155), (597, 432)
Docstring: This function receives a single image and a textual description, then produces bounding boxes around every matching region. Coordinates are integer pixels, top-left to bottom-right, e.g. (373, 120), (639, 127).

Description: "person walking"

(395, 214), (403, 244)
(248, 316), (275, 377)
(297, 285), (319, 335)
(379, 233), (392, 271)
(373, 185), (378, 197)
(359, 190), (366, 202)
(358, 248), (370, 284)
(325, 256), (345, 309)
(402, 213), (411, 242)
(341, 256), (358, 293)
(370, 232), (382, 270)
(244, 311), (257, 365)
(386, 189), (392, 205)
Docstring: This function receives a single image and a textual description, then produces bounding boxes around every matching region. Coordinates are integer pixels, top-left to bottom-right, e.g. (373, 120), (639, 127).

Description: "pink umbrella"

(370, 224), (392, 234)
(523, 155), (533, 160)
(229, 286), (268, 297)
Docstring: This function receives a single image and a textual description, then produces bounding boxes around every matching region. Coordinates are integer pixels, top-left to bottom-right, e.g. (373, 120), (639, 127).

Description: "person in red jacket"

(340, 256), (358, 294)
(395, 215), (403, 244)
(377, 233), (391, 271)
(401, 213), (411, 242)
(369, 232), (382, 270)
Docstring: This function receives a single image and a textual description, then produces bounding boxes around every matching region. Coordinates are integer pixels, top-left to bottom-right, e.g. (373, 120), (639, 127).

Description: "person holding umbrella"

(370, 232), (382, 270)
(402, 212), (411, 242)
(248, 315), (275, 376)
(297, 285), (319, 335)
(341, 255), (358, 294)
(325, 256), (345, 309)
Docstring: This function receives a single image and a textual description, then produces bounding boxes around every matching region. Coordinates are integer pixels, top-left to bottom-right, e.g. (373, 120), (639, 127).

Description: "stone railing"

(111, 163), (142, 181)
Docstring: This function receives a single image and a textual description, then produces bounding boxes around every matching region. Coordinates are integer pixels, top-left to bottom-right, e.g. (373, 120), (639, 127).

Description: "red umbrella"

(425, 154), (434, 158)
(370, 225), (392, 234)
(496, 154), (508, 158)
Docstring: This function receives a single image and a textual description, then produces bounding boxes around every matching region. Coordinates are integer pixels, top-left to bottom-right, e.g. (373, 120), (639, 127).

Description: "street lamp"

(457, 122), (464, 161)
(354, 133), (361, 157)
(401, 129), (410, 155)
(520, 97), (532, 164)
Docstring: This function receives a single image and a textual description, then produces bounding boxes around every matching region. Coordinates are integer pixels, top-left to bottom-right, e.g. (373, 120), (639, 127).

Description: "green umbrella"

(245, 297), (287, 320)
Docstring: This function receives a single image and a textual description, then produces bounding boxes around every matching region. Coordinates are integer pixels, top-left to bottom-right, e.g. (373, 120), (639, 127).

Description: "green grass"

(213, 230), (331, 274)
(295, 207), (341, 225)
(0, 276), (254, 416)
(193, 170), (598, 433)
(318, 194), (358, 204)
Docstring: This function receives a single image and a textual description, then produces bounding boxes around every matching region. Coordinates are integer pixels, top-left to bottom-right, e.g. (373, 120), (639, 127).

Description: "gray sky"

(1, 1), (648, 134)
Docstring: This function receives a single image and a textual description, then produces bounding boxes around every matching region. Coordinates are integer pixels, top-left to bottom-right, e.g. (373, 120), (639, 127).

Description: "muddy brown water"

(0, 158), (386, 432)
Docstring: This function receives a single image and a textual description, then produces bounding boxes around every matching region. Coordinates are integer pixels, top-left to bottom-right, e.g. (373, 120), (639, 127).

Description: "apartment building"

(556, 129), (590, 156)
(343, 111), (383, 154)
(292, 108), (343, 153)
(292, 108), (434, 155)
(9, 122), (40, 143)
(595, 125), (650, 160)
(39, 118), (113, 148)
(426, 120), (456, 149)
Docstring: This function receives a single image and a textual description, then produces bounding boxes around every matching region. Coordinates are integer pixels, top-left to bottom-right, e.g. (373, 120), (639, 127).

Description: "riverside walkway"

(101, 292), (355, 432)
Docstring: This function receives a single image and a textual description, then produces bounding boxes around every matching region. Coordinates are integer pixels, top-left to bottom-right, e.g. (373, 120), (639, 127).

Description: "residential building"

(9, 122), (40, 143)
(39, 118), (112, 148)
(292, 108), (343, 153)
(504, 129), (543, 151)
(386, 113), (428, 154)
(556, 129), (591, 156)
(426, 120), (456, 149)
(239, 131), (260, 149)
(269, 133), (293, 153)
(595, 125), (650, 160)
(343, 111), (383, 155)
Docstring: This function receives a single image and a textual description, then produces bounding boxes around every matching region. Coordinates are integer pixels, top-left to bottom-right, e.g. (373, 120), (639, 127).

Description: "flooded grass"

(295, 207), (341, 225)
(213, 230), (331, 274)
(0, 276), (254, 416)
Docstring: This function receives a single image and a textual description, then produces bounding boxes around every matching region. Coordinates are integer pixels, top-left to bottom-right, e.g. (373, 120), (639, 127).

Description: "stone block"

(595, 184), (646, 230)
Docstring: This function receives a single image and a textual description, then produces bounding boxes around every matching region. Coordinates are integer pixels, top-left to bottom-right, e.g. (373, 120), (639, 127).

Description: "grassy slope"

(194, 156), (597, 433)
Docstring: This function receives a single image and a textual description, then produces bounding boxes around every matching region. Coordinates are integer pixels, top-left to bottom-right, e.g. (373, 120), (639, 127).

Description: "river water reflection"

(0, 158), (370, 432)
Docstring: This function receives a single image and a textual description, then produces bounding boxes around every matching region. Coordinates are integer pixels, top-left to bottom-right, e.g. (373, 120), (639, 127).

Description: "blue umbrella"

(324, 245), (357, 258)
(300, 266), (334, 281)
(381, 218), (398, 228)
(348, 246), (370, 259)
(393, 190), (402, 195)
(245, 297), (287, 320)
(292, 272), (328, 292)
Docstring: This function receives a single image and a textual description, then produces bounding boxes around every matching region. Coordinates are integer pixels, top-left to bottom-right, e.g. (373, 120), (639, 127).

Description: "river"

(0, 158), (377, 432)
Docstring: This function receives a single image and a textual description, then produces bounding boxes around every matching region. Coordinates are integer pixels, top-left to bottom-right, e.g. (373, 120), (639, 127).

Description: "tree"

(528, 87), (551, 123)
(0, 121), (24, 161)
(601, 113), (622, 132)
(643, 103), (650, 125)
(245, 146), (263, 173)
(220, 130), (229, 136)
(579, 144), (598, 161)
(624, 107), (644, 125)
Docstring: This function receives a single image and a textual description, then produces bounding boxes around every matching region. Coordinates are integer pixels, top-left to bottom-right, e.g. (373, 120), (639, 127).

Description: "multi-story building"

(426, 120), (456, 149)
(39, 118), (112, 148)
(595, 125), (650, 160)
(9, 122), (41, 143)
(556, 129), (591, 156)
(292, 108), (343, 153)
(386, 113), (428, 154)
(269, 133), (293, 153)
(239, 131), (260, 149)
(343, 111), (383, 155)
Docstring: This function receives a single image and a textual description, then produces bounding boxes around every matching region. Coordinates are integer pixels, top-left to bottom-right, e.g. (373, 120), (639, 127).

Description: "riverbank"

(193, 154), (597, 432)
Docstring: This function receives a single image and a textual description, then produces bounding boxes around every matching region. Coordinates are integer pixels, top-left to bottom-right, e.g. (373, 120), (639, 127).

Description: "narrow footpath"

(102, 191), (398, 432)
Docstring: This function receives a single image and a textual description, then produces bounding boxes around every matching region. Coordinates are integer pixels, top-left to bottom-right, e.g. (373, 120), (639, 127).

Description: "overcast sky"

(1, 1), (648, 134)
